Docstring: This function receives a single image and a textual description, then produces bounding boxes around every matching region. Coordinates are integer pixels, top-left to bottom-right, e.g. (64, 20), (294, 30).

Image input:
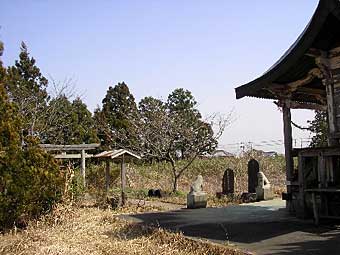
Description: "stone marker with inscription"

(222, 168), (235, 194)
(248, 159), (260, 193)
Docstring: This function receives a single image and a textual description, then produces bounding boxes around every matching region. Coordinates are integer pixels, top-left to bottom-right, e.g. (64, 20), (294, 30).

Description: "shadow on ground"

(121, 200), (340, 255)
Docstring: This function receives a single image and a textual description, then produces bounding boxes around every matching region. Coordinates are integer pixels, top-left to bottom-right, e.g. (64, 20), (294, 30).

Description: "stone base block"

(241, 192), (257, 203)
(256, 187), (274, 201)
(187, 193), (207, 209)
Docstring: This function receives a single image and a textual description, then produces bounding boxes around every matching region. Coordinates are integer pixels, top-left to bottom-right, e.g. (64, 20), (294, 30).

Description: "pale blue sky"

(1, 0), (320, 153)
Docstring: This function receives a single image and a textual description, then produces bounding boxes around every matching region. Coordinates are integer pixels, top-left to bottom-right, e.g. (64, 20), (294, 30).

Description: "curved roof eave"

(235, 0), (339, 100)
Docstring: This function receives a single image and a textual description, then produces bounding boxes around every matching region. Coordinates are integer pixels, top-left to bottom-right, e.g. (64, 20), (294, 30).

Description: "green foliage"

(43, 95), (73, 143)
(308, 110), (328, 147)
(0, 82), (21, 150)
(170, 190), (186, 197)
(43, 95), (98, 144)
(69, 171), (86, 200)
(71, 98), (99, 144)
(167, 88), (216, 158)
(0, 42), (62, 230)
(167, 88), (200, 117)
(139, 96), (166, 120)
(97, 82), (138, 149)
(0, 136), (63, 229)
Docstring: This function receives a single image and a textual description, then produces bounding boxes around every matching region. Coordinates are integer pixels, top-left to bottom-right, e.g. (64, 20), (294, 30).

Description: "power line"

(221, 137), (313, 151)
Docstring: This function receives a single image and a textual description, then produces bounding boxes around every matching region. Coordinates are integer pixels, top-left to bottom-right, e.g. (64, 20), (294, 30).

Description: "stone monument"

(248, 159), (260, 193)
(255, 171), (274, 201)
(187, 175), (207, 209)
(222, 168), (235, 194)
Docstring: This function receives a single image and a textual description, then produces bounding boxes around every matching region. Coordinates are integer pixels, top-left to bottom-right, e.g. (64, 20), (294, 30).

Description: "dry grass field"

(0, 202), (245, 255)
(103, 153), (286, 198)
(0, 154), (285, 255)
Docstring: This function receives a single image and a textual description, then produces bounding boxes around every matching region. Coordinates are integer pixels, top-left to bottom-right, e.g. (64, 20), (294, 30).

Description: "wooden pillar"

(105, 160), (110, 193)
(283, 101), (294, 182)
(325, 78), (338, 146)
(317, 50), (338, 146)
(120, 154), (126, 206)
(283, 100), (294, 212)
(80, 149), (86, 188)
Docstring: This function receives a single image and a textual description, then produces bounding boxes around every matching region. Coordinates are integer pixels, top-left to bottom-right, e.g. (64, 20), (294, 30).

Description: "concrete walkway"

(121, 199), (340, 255)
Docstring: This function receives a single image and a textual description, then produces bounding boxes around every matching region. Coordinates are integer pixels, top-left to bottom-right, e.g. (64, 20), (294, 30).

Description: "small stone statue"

(187, 175), (207, 209)
(258, 171), (271, 189)
(189, 175), (204, 195)
(255, 171), (273, 201)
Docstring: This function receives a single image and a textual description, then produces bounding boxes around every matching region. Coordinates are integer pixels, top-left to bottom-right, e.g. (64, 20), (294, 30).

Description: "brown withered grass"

(0, 203), (245, 255)
(127, 154), (286, 197)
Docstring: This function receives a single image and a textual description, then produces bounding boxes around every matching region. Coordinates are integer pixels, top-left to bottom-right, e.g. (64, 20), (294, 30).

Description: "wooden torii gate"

(40, 143), (100, 187)
(94, 149), (141, 206)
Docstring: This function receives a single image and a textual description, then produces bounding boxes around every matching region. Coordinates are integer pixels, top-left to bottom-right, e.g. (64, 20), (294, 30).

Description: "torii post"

(40, 143), (100, 188)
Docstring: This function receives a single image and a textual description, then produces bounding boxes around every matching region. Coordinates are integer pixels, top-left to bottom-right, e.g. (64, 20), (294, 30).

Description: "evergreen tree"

(167, 88), (201, 118)
(93, 107), (112, 149)
(6, 42), (49, 137)
(166, 88), (206, 159)
(71, 97), (99, 144)
(42, 95), (73, 144)
(308, 110), (328, 147)
(43, 95), (98, 144)
(0, 41), (62, 229)
(99, 82), (138, 149)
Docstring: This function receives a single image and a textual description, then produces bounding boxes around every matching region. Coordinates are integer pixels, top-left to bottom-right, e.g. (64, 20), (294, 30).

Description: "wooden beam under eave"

(305, 48), (323, 58)
(296, 87), (326, 96)
(275, 100), (326, 111)
(286, 68), (323, 92)
(269, 88), (325, 100)
(329, 46), (340, 58)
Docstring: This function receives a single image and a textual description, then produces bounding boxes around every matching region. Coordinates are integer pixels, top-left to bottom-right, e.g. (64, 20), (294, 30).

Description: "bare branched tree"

(112, 95), (234, 192)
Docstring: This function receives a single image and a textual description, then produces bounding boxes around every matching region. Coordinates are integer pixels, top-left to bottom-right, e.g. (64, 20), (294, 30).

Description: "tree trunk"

(172, 175), (179, 193)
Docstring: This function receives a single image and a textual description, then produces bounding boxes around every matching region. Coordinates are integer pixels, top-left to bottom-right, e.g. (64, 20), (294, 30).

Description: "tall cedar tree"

(6, 42), (49, 137)
(97, 82), (138, 149)
(0, 42), (62, 229)
(71, 98), (99, 144)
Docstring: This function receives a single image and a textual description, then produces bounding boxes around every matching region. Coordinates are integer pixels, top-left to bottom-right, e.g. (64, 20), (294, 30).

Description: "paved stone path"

(121, 199), (340, 255)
